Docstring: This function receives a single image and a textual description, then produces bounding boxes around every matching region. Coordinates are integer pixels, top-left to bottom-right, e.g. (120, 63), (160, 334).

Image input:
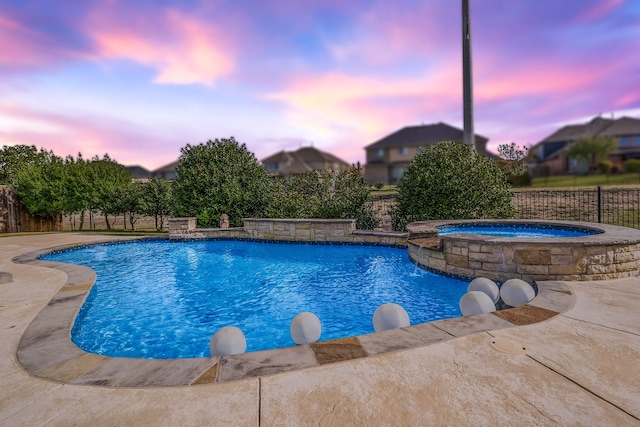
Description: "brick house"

(364, 122), (490, 185)
(529, 115), (640, 176)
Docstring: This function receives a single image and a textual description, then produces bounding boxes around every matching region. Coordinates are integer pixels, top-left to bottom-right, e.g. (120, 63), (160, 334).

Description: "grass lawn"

(521, 173), (640, 190)
(370, 185), (398, 195)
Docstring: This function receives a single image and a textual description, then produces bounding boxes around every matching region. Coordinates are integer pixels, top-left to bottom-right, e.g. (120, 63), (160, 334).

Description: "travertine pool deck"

(1, 234), (639, 426)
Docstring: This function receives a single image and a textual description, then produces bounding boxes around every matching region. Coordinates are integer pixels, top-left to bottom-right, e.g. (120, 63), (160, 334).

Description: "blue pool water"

(42, 240), (468, 359)
(437, 224), (599, 238)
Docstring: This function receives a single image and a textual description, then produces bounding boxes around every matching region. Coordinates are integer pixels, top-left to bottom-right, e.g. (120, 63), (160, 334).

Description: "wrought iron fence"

(370, 187), (640, 229)
(512, 187), (640, 229)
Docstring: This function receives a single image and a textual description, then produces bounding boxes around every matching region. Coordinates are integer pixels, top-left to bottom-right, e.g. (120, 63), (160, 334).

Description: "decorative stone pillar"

(168, 217), (197, 238)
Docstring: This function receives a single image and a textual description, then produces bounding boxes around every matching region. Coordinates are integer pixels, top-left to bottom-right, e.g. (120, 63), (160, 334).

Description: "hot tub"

(406, 219), (640, 282)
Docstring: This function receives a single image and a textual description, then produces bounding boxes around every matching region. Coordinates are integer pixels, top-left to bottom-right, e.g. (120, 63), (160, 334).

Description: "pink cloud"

(476, 63), (601, 102)
(614, 92), (640, 108)
(0, 104), (180, 169)
(266, 65), (460, 127)
(575, 0), (625, 22)
(0, 16), (64, 68)
(261, 65), (467, 164)
(86, 8), (235, 86)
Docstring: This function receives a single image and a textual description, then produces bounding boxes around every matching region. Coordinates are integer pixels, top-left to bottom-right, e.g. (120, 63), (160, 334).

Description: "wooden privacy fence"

(0, 186), (61, 233)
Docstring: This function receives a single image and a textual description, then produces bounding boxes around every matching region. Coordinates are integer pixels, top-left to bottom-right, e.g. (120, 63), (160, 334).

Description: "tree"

(566, 136), (617, 172)
(497, 142), (530, 186)
(11, 151), (66, 222)
(60, 155), (92, 230)
(142, 177), (173, 230)
(119, 182), (145, 231)
(172, 137), (272, 227)
(390, 141), (514, 230)
(0, 145), (52, 184)
(497, 142), (528, 175)
(88, 155), (133, 230)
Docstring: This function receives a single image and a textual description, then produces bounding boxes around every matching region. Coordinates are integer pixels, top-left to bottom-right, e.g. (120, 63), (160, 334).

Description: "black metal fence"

(512, 186), (640, 229)
(370, 186), (640, 229)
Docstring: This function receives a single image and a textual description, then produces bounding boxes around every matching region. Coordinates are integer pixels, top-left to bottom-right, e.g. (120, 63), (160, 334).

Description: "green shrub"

(507, 171), (532, 187)
(390, 141), (514, 230)
(598, 160), (612, 174)
(374, 182), (384, 189)
(172, 137), (272, 227)
(624, 159), (640, 173)
(266, 165), (379, 229)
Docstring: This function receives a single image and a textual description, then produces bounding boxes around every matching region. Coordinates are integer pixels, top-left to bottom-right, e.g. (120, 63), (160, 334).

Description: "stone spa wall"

(407, 220), (640, 282)
(168, 217), (408, 247)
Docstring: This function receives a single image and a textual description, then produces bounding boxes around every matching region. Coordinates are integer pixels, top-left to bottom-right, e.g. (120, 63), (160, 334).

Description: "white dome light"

(209, 326), (247, 356)
(468, 277), (500, 304)
(459, 291), (496, 315)
(290, 312), (322, 344)
(500, 279), (535, 307)
(373, 303), (410, 332)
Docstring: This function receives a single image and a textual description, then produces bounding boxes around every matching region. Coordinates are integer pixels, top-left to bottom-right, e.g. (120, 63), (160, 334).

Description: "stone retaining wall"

(407, 220), (640, 282)
(169, 217), (407, 246)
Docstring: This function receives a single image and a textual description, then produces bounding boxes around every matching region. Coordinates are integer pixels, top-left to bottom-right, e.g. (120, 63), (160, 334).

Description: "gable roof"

(532, 115), (640, 161)
(365, 122), (489, 150)
(597, 116), (640, 137)
(261, 146), (350, 175)
(152, 160), (180, 174)
(540, 117), (615, 143)
(124, 165), (151, 179)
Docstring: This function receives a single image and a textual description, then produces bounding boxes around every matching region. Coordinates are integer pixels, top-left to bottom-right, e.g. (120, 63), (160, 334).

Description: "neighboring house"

(151, 160), (180, 180)
(529, 116), (640, 176)
(125, 165), (151, 180)
(364, 122), (490, 185)
(261, 146), (351, 176)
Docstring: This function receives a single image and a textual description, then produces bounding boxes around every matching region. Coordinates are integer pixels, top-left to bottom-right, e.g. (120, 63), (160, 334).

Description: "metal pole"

(462, 0), (475, 147)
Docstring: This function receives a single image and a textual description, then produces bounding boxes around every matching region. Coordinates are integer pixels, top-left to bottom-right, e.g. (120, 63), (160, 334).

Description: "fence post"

(597, 186), (602, 223)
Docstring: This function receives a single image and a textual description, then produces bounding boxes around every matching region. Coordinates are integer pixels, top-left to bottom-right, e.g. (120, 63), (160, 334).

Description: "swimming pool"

(42, 240), (468, 359)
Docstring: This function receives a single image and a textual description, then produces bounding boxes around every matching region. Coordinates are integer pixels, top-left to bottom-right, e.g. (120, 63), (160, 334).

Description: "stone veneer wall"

(407, 220), (640, 282)
(168, 217), (407, 246)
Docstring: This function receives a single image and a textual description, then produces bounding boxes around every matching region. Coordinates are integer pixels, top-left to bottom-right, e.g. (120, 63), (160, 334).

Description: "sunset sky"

(1, 0), (639, 171)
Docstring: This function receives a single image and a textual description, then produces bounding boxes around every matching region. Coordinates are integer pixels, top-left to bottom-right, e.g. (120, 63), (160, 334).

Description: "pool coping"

(14, 237), (575, 388)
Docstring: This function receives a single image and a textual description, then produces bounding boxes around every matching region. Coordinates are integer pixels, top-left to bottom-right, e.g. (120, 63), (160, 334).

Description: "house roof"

(261, 146), (350, 175)
(124, 165), (151, 179)
(540, 117), (615, 143)
(597, 116), (640, 137)
(365, 122), (489, 150)
(532, 115), (640, 161)
(152, 160), (180, 174)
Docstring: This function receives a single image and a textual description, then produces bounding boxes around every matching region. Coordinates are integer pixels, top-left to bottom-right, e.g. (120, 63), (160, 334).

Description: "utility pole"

(462, 0), (474, 147)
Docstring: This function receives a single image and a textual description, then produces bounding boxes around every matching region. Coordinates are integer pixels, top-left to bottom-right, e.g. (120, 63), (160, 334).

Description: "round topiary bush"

(390, 141), (514, 230)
